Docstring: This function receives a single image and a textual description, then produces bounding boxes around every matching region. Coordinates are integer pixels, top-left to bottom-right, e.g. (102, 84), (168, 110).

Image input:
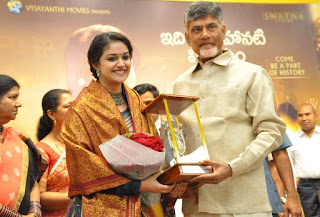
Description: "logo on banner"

(264, 12), (304, 23)
(7, 0), (23, 14)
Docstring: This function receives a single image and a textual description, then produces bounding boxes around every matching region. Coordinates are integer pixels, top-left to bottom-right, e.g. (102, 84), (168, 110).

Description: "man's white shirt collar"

(296, 125), (320, 138)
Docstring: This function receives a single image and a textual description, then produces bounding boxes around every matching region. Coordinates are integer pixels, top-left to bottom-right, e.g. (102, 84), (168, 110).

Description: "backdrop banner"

(1, 0), (320, 140)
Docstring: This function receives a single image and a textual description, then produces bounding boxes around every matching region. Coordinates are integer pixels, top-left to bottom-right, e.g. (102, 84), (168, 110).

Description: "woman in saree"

(0, 74), (46, 217)
(61, 32), (182, 217)
(36, 89), (73, 216)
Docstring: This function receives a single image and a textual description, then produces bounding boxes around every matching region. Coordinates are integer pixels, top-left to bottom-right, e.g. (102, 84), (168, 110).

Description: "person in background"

(36, 89), (73, 217)
(287, 103), (320, 217)
(0, 74), (46, 217)
(133, 83), (161, 130)
(173, 2), (286, 216)
(61, 32), (179, 217)
(133, 83), (160, 106)
(263, 133), (302, 217)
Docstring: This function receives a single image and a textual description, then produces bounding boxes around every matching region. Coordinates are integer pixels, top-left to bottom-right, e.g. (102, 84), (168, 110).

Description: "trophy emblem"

(142, 94), (212, 187)
(164, 115), (186, 159)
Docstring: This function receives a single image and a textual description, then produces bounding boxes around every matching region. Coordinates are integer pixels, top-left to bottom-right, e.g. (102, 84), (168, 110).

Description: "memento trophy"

(142, 94), (212, 187)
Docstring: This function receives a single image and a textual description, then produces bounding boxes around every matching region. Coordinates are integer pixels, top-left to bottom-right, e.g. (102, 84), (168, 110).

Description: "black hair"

(133, 83), (159, 98)
(37, 89), (71, 141)
(0, 74), (20, 99)
(277, 102), (298, 121)
(87, 32), (133, 80)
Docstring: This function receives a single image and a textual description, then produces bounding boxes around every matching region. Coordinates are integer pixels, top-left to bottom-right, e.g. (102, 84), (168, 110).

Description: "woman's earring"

(53, 119), (57, 126)
(96, 70), (100, 78)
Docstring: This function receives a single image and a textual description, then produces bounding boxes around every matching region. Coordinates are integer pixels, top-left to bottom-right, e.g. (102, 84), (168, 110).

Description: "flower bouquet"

(99, 133), (165, 206)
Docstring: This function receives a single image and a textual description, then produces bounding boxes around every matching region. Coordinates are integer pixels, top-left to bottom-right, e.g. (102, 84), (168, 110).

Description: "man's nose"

(201, 28), (210, 38)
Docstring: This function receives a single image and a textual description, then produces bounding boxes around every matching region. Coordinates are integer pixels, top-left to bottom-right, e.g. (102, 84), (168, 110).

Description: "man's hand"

(189, 160), (232, 184)
(282, 193), (303, 217)
(271, 149), (303, 217)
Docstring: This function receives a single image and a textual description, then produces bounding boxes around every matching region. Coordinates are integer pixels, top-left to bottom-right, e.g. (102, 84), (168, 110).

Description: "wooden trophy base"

(157, 163), (212, 189)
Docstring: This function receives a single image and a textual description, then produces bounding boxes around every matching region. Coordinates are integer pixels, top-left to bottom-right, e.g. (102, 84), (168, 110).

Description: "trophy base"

(157, 163), (212, 187)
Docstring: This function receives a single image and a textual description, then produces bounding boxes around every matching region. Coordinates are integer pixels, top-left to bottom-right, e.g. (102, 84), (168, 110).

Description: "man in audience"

(287, 103), (320, 217)
(173, 1), (286, 216)
(133, 83), (159, 106)
(133, 83), (161, 130)
(264, 133), (302, 217)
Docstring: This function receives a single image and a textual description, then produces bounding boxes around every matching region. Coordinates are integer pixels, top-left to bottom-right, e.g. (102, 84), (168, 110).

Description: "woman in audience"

(36, 89), (73, 217)
(0, 74), (46, 217)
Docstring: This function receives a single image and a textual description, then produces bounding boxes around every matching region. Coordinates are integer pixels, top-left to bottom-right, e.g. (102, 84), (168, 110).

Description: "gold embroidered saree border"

(13, 136), (29, 211)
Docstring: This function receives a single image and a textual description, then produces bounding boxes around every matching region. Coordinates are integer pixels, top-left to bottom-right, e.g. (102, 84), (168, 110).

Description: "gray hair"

(184, 1), (224, 27)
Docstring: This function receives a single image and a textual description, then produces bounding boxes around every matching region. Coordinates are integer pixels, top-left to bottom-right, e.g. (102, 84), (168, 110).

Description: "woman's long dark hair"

(0, 74), (20, 99)
(37, 89), (71, 141)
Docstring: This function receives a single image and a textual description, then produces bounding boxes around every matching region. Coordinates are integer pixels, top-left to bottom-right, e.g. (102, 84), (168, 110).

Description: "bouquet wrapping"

(99, 133), (165, 206)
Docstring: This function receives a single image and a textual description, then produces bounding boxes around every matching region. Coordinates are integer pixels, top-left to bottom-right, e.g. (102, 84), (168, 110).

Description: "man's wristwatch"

(280, 196), (287, 204)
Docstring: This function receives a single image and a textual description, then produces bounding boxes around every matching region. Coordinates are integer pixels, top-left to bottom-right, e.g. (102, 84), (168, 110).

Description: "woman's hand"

(140, 172), (175, 193)
(30, 181), (40, 202)
(167, 182), (188, 198)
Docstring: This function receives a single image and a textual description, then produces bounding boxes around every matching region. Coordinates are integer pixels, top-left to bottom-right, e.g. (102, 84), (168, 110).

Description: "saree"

(62, 80), (159, 217)
(36, 142), (70, 217)
(0, 127), (47, 215)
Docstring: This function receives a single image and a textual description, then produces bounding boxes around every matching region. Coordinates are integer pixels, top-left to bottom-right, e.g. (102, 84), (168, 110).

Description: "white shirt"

(287, 125), (320, 179)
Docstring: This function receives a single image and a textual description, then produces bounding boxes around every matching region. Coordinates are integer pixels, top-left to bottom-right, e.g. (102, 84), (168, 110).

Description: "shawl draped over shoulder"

(62, 80), (152, 217)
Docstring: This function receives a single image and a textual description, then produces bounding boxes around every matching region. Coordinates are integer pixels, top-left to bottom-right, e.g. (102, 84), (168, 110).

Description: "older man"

(287, 103), (320, 217)
(173, 2), (286, 216)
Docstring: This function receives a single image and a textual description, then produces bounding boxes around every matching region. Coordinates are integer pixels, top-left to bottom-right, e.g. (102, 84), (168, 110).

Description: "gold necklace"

(53, 142), (64, 154)
(52, 133), (65, 153)
(52, 132), (64, 143)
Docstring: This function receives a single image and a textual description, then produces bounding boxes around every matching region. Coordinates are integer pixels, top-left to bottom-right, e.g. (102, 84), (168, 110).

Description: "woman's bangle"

(0, 206), (22, 217)
(0, 205), (4, 215)
(28, 201), (42, 217)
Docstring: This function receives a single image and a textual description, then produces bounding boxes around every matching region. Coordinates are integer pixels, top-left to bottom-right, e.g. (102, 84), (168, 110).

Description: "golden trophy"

(142, 94), (212, 187)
